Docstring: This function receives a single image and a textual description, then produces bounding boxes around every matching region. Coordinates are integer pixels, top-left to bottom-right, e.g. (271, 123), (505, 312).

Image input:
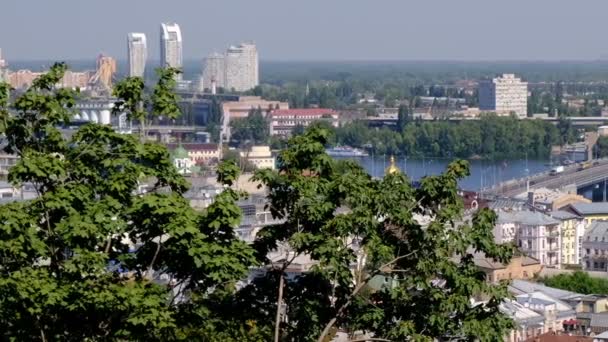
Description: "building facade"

(240, 146), (275, 170)
(166, 143), (220, 166)
(474, 254), (542, 283)
(200, 52), (225, 91)
(479, 74), (528, 118)
(224, 43), (259, 92)
(496, 211), (562, 267)
(160, 23), (183, 72)
(551, 211), (586, 265)
(582, 221), (608, 272)
(127, 33), (147, 78)
(269, 108), (339, 136)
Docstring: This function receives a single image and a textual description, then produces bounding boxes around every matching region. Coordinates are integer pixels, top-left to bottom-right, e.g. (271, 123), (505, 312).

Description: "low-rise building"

(474, 253), (542, 283)
(170, 145), (195, 175)
(166, 143), (221, 166)
(269, 108), (339, 136)
(582, 221), (608, 272)
(518, 188), (591, 212)
(501, 299), (547, 342)
(239, 145), (275, 170)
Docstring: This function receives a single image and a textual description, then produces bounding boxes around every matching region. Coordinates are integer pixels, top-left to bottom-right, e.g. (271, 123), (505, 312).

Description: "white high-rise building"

(201, 52), (226, 91)
(224, 42), (259, 92)
(0, 49), (7, 82)
(127, 33), (147, 77)
(160, 23), (183, 71)
(479, 73), (528, 118)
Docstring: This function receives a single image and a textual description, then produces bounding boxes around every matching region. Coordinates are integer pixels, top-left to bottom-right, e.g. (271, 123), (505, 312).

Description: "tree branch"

(316, 250), (418, 342)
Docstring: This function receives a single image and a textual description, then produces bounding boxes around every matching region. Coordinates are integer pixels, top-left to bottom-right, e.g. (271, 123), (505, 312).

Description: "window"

(594, 262), (599, 269)
(518, 240), (522, 247)
(587, 248), (591, 255)
(528, 240), (532, 248)
(542, 239), (545, 248)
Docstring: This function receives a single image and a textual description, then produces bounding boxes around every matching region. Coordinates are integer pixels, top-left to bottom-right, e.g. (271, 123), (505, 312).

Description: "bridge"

(364, 115), (608, 128)
(484, 159), (608, 198)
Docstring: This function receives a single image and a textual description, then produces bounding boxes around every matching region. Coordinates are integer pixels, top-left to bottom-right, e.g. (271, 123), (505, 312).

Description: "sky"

(1, 0), (608, 62)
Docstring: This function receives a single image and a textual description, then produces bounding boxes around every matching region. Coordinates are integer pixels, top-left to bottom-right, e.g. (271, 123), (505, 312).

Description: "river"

(334, 156), (550, 191)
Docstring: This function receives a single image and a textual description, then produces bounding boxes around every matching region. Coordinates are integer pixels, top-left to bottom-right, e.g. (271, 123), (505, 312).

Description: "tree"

(0, 63), (256, 340)
(113, 67), (182, 140)
(230, 107), (270, 145)
(397, 104), (410, 132)
(541, 271), (608, 294)
(243, 127), (514, 341)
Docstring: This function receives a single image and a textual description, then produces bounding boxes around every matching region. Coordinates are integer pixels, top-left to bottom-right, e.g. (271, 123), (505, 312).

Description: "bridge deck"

(485, 159), (608, 197)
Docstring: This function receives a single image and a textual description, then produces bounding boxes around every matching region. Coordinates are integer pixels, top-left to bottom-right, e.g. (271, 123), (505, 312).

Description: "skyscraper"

(127, 33), (147, 77)
(479, 74), (528, 118)
(224, 42), (259, 92)
(160, 23), (183, 71)
(201, 52), (226, 91)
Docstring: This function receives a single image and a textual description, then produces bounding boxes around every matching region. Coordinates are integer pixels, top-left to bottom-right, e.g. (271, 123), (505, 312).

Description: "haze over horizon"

(2, 0), (608, 62)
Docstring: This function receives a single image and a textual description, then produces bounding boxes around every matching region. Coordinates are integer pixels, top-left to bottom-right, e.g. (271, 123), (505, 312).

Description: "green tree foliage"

(540, 271), (608, 294)
(595, 136), (608, 158)
(229, 107), (270, 145)
(333, 115), (562, 159)
(397, 104), (410, 132)
(0, 63), (256, 340)
(113, 67), (182, 139)
(239, 127), (514, 341)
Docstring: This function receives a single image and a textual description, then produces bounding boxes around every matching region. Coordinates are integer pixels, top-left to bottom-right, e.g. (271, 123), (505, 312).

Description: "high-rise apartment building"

(0, 48), (7, 82)
(224, 42), (259, 92)
(127, 33), (147, 77)
(479, 74), (528, 118)
(160, 23), (183, 71)
(201, 52), (226, 91)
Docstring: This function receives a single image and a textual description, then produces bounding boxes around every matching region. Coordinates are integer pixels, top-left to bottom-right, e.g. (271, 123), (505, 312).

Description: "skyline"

(1, 0), (608, 61)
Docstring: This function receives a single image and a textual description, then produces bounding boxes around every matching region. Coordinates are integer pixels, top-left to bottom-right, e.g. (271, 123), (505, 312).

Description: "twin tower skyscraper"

(127, 23), (182, 78)
(128, 23), (259, 92)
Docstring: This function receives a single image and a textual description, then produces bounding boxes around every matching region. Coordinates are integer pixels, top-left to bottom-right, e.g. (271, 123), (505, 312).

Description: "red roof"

(270, 108), (338, 117)
(166, 143), (219, 151)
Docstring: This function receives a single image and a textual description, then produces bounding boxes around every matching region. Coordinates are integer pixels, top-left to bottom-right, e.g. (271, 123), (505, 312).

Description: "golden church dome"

(385, 155), (401, 175)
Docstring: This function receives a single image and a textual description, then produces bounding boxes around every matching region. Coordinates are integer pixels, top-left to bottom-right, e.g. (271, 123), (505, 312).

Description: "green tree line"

(332, 115), (570, 159)
(540, 271), (608, 294)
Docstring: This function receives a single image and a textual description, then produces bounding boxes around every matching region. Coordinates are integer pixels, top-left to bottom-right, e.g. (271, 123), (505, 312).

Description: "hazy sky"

(1, 0), (607, 61)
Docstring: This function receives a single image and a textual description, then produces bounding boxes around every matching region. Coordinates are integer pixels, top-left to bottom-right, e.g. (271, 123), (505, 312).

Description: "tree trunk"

(274, 273), (285, 342)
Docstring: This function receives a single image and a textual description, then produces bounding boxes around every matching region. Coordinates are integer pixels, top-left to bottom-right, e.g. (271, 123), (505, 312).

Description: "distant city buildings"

(201, 42), (259, 92)
(200, 52), (225, 92)
(127, 33), (147, 77)
(479, 73), (528, 118)
(269, 108), (339, 136)
(221, 96), (288, 141)
(240, 146), (276, 170)
(160, 23), (183, 72)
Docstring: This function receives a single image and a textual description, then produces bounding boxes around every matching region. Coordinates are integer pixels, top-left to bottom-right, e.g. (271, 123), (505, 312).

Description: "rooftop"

(524, 332), (592, 342)
(473, 253), (540, 270)
(166, 143), (219, 152)
(509, 279), (582, 301)
(270, 108), (338, 116)
(550, 210), (582, 221)
(583, 220), (608, 242)
(497, 210), (560, 226)
(567, 202), (608, 216)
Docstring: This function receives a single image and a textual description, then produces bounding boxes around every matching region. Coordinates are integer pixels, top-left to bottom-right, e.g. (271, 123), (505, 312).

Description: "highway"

(485, 159), (608, 198)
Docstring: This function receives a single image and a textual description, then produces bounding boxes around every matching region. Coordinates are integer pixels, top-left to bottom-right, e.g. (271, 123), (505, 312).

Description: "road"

(486, 159), (608, 198)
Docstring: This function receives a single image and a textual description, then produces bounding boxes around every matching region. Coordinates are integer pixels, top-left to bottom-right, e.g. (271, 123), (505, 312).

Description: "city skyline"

(2, 0), (608, 61)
